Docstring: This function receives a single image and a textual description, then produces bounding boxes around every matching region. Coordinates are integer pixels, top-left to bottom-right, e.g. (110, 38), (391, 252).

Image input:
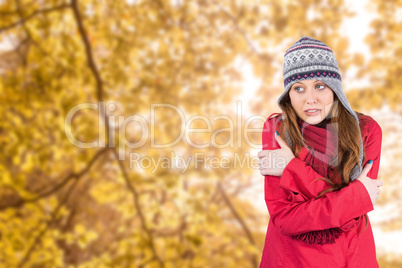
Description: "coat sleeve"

(279, 118), (383, 199)
(262, 114), (378, 236)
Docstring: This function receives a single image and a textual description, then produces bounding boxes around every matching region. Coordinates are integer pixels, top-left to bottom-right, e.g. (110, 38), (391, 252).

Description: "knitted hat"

(277, 36), (363, 181)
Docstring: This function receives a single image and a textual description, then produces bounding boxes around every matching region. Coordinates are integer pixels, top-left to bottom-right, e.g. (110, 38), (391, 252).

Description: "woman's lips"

(304, 109), (321, 116)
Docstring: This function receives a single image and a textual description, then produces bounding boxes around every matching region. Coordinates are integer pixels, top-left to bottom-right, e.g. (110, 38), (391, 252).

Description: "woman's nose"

(306, 89), (317, 104)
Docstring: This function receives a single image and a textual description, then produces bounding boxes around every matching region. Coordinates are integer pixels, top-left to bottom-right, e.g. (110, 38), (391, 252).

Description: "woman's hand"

(357, 160), (383, 205)
(258, 131), (295, 176)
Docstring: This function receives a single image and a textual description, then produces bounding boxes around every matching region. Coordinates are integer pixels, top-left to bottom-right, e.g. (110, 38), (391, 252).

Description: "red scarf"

(291, 118), (345, 244)
(296, 117), (342, 184)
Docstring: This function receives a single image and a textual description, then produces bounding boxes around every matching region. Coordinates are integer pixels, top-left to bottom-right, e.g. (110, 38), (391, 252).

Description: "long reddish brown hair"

(278, 90), (368, 230)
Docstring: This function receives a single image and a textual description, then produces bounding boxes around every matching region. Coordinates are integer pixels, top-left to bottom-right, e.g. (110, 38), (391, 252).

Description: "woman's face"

(289, 79), (334, 125)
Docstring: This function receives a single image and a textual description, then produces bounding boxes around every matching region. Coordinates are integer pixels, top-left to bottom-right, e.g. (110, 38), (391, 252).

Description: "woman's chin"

(305, 115), (324, 125)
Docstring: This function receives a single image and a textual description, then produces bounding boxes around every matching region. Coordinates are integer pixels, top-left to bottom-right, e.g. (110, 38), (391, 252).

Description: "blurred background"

(1, 0), (401, 267)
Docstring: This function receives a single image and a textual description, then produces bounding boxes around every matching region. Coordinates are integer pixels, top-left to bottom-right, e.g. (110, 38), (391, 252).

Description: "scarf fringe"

(291, 228), (343, 245)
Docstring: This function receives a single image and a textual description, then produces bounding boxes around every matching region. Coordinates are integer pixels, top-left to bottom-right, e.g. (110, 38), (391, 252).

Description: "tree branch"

(0, 147), (110, 211)
(112, 148), (165, 268)
(0, 4), (70, 33)
(14, 0), (53, 62)
(211, 0), (261, 57)
(71, 0), (110, 146)
(217, 181), (258, 268)
(70, 0), (104, 103)
(17, 176), (79, 268)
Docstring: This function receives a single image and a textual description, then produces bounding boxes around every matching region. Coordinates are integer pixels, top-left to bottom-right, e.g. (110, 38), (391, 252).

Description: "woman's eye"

(316, 84), (325, 90)
(294, 87), (303, 92)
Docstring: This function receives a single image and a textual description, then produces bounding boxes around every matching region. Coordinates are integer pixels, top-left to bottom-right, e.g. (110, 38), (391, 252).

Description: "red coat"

(259, 113), (382, 268)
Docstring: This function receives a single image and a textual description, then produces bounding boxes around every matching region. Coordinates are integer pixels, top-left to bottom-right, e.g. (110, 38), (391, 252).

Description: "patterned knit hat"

(277, 36), (363, 181)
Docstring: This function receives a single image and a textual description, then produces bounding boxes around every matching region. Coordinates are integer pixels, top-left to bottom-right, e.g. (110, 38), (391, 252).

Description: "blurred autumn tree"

(346, 1), (402, 113)
(347, 0), (402, 266)
(0, 0), (400, 267)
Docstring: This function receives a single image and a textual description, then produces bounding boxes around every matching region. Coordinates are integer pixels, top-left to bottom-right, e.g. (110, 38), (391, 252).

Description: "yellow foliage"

(0, 0), (400, 266)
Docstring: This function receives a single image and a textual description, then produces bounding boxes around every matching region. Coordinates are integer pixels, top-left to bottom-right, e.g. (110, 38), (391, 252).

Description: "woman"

(258, 36), (383, 267)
